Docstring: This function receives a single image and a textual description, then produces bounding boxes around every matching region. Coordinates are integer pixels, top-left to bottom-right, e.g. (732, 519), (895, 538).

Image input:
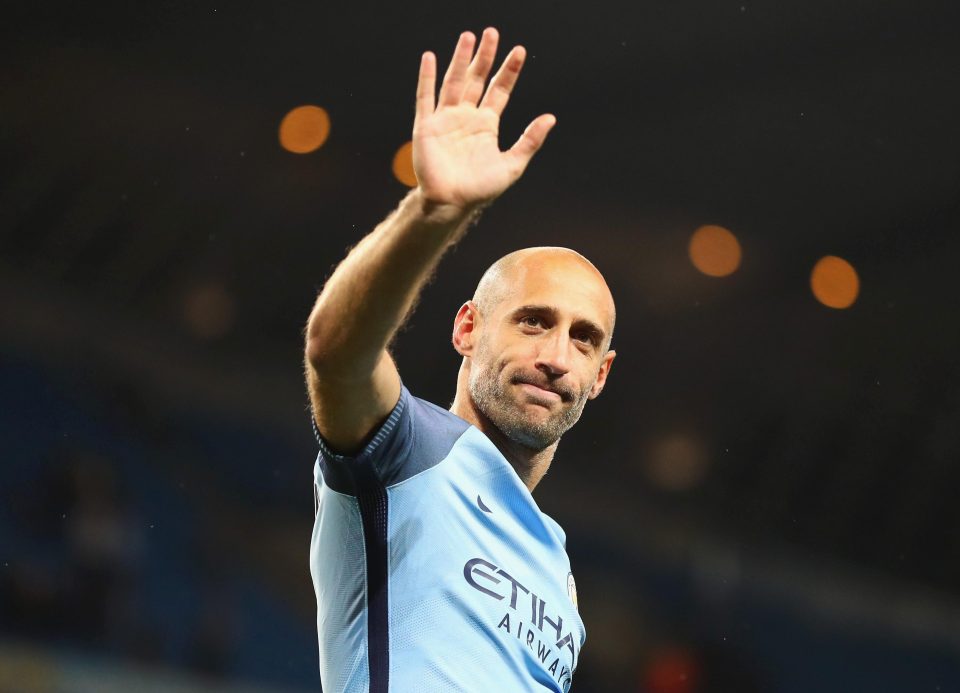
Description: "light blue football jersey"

(310, 385), (585, 692)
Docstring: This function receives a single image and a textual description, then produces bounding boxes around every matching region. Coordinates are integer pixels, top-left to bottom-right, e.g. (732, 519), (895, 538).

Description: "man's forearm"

(305, 188), (478, 378)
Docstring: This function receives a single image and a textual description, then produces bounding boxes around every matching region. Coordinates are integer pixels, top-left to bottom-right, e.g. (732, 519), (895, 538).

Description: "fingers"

(507, 113), (557, 168)
(462, 28), (500, 106)
(437, 31), (477, 107)
(478, 45), (527, 116)
(415, 51), (436, 122)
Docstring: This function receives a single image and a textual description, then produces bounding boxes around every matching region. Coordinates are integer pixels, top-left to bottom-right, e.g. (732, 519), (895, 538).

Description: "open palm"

(412, 29), (556, 209)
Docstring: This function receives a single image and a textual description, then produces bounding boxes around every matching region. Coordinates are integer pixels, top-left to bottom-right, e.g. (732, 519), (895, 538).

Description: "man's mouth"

(518, 382), (561, 402)
(513, 377), (571, 402)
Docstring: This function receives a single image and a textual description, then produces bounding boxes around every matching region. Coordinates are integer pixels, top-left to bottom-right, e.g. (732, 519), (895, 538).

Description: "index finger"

(415, 51), (437, 121)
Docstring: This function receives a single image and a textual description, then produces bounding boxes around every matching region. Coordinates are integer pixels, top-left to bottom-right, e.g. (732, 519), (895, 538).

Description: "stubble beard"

(468, 343), (591, 451)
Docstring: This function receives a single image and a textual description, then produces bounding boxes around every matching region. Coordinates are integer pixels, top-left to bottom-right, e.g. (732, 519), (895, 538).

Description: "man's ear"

(588, 349), (616, 399)
(452, 301), (480, 356)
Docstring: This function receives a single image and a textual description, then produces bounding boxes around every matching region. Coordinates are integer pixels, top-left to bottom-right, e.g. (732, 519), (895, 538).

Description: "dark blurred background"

(2, 1), (959, 691)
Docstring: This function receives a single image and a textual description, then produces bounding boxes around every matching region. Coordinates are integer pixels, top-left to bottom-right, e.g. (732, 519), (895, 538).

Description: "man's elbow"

(304, 309), (384, 382)
(305, 328), (364, 381)
(305, 332), (326, 372)
(304, 307), (343, 370)
(305, 333), (347, 378)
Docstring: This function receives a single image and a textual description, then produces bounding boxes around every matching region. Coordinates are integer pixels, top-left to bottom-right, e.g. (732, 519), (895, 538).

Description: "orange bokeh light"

(183, 281), (236, 340)
(392, 141), (418, 187)
(278, 105), (330, 154)
(688, 225), (742, 277)
(642, 647), (699, 693)
(811, 255), (859, 309)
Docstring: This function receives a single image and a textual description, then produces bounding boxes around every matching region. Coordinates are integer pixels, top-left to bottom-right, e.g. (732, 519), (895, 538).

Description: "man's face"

(466, 255), (616, 450)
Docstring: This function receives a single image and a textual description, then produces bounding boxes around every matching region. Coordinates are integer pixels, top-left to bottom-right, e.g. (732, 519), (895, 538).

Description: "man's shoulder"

(403, 386), (469, 432)
(369, 385), (473, 485)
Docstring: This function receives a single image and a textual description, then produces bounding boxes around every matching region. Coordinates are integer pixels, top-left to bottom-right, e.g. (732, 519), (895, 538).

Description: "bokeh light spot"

(643, 646), (700, 693)
(183, 281), (236, 340)
(392, 141), (418, 187)
(278, 105), (330, 154)
(688, 225), (742, 277)
(811, 255), (859, 309)
(644, 434), (709, 492)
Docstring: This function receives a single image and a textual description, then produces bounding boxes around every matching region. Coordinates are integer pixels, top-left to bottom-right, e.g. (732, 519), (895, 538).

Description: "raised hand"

(412, 28), (556, 211)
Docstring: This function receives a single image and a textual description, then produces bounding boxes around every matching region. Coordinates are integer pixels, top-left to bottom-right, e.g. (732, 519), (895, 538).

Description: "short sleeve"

(312, 384), (470, 493)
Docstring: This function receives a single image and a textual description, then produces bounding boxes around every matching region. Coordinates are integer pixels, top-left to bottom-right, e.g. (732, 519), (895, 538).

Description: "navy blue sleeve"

(312, 384), (470, 493)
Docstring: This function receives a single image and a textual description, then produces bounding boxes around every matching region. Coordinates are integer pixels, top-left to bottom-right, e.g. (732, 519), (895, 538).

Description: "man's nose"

(535, 331), (571, 376)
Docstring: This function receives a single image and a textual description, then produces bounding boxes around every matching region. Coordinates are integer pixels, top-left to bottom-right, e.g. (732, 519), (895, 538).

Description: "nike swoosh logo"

(477, 495), (492, 513)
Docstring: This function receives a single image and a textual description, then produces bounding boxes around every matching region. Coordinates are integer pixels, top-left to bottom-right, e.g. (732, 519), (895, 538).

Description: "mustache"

(511, 373), (575, 402)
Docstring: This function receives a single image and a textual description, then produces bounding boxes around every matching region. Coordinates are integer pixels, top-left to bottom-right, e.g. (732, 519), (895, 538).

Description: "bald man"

(305, 29), (615, 693)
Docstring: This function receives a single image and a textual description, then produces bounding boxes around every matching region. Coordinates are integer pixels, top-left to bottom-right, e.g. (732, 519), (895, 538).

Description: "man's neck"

(450, 389), (557, 492)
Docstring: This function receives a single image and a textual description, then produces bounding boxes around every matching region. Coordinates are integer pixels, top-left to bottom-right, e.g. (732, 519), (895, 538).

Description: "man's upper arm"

(306, 348), (402, 455)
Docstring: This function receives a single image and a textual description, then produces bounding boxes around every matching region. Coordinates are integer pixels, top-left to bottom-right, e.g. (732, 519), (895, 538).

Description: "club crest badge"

(567, 572), (578, 611)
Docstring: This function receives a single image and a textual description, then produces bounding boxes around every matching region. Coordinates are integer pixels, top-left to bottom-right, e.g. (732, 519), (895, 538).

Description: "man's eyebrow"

(510, 305), (607, 343)
(511, 304), (554, 316)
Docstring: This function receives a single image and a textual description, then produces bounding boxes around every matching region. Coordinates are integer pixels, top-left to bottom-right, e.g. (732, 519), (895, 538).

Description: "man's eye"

(521, 316), (542, 327)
